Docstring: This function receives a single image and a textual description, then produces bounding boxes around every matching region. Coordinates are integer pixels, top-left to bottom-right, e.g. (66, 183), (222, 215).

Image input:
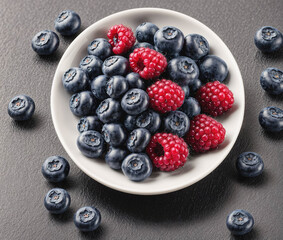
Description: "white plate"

(51, 8), (245, 195)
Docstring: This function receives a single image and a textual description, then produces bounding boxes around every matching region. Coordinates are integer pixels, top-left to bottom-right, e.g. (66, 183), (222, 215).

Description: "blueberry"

(167, 56), (199, 86)
(236, 152), (264, 177)
(77, 130), (105, 158)
(31, 30), (59, 55)
(79, 55), (103, 80)
(8, 95), (35, 121)
(254, 26), (283, 53)
(96, 98), (122, 123)
(121, 153), (152, 182)
(102, 123), (127, 147)
(102, 55), (129, 77)
(260, 67), (283, 95)
(105, 146), (128, 170)
(87, 38), (112, 60)
(90, 75), (109, 100)
(127, 128), (151, 153)
(74, 206), (101, 232)
(226, 209), (254, 235)
(188, 78), (202, 92)
(154, 26), (184, 55)
(135, 22), (159, 45)
(106, 76), (129, 99)
(69, 91), (96, 117)
(163, 111), (190, 137)
(124, 115), (137, 132)
(258, 106), (283, 132)
(77, 116), (103, 133)
(125, 72), (145, 90)
(183, 34), (209, 60)
(180, 97), (201, 119)
(54, 10), (81, 36)
(44, 188), (71, 214)
(182, 85), (190, 99)
(135, 109), (161, 134)
(130, 42), (154, 53)
(41, 156), (70, 182)
(198, 55), (228, 82)
(62, 67), (89, 94)
(121, 88), (149, 115)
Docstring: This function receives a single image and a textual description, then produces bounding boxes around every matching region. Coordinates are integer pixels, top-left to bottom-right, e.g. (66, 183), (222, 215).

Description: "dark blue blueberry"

(62, 67), (89, 94)
(124, 115), (137, 132)
(102, 123), (127, 147)
(260, 67), (283, 95)
(183, 34), (209, 60)
(226, 209), (254, 235)
(41, 156), (70, 183)
(8, 95), (35, 121)
(127, 128), (151, 153)
(74, 206), (101, 232)
(102, 55), (129, 77)
(236, 152), (264, 177)
(130, 42), (154, 53)
(135, 22), (159, 44)
(106, 76), (129, 99)
(198, 55), (228, 82)
(180, 97), (201, 119)
(163, 111), (190, 137)
(77, 130), (105, 158)
(96, 98), (122, 123)
(79, 55), (103, 80)
(258, 106), (283, 132)
(125, 72), (145, 89)
(54, 10), (81, 36)
(69, 91), (96, 117)
(87, 38), (112, 60)
(182, 85), (190, 99)
(31, 30), (59, 55)
(254, 26), (283, 53)
(105, 146), (128, 170)
(135, 109), (161, 134)
(44, 188), (71, 214)
(122, 153), (152, 182)
(188, 78), (202, 92)
(90, 75), (109, 100)
(167, 56), (199, 86)
(77, 116), (103, 133)
(121, 88), (149, 115)
(154, 26), (184, 55)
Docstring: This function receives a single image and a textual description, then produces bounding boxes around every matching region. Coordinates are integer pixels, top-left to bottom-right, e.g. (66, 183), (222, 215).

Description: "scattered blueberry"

(69, 91), (96, 117)
(8, 94), (35, 121)
(54, 10), (81, 36)
(183, 34), (209, 60)
(106, 76), (129, 99)
(135, 109), (161, 133)
(44, 188), (71, 214)
(102, 55), (129, 77)
(135, 22), (159, 44)
(31, 30), (59, 55)
(62, 67), (89, 94)
(105, 146), (128, 170)
(77, 115), (103, 133)
(236, 152), (264, 177)
(102, 123), (127, 147)
(226, 209), (254, 235)
(96, 98), (122, 123)
(127, 128), (151, 153)
(79, 55), (103, 80)
(74, 206), (101, 232)
(90, 75), (109, 100)
(180, 97), (201, 119)
(260, 67), (283, 95)
(124, 115), (137, 132)
(163, 111), (190, 137)
(125, 72), (145, 90)
(87, 38), (112, 60)
(258, 106), (283, 132)
(188, 78), (202, 92)
(182, 85), (190, 99)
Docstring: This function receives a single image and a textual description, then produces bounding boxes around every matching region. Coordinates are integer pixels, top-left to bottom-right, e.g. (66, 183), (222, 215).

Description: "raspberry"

(129, 48), (167, 79)
(185, 114), (226, 153)
(107, 24), (135, 55)
(147, 79), (185, 113)
(196, 81), (234, 116)
(146, 133), (189, 172)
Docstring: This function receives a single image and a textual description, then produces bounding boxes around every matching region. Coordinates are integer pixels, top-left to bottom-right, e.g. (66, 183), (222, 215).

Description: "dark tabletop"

(1, 0), (283, 239)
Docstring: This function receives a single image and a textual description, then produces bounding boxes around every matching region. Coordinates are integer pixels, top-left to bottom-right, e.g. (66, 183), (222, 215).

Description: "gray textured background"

(1, 0), (283, 239)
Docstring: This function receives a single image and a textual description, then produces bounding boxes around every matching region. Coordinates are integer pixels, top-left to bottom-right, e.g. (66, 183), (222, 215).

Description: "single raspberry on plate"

(196, 81), (234, 116)
(185, 114), (226, 153)
(147, 79), (185, 113)
(146, 133), (189, 172)
(129, 47), (167, 79)
(107, 24), (136, 55)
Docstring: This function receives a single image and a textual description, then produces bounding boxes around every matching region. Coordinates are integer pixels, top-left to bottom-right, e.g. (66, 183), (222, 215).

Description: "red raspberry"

(107, 24), (135, 55)
(146, 133), (189, 172)
(196, 81), (234, 116)
(185, 114), (226, 153)
(147, 79), (185, 113)
(129, 47), (167, 79)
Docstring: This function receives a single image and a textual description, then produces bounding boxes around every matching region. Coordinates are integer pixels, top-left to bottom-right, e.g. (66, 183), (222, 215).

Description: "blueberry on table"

(258, 106), (283, 132)
(102, 123), (127, 147)
(8, 94), (35, 121)
(105, 146), (128, 170)
(236, 152), (264, 177)
(254, 26), (283, 53)
(163, 111), (190, 137)
(102, 55), (129, 77)
(74, 206), (101, 232)
(125, 72), (145, 90)
(62, 67), (89, 94)
(106, 76), (129, 99)
(183, 34), (210, 60)
(41, 156), (70, 182)
(87, 38), (112, 60)
(135, 22), (159, 45)
(122, 153), (153, 182)
(90, 75), (109, 100)
(79, 55), (103, 80)
(127, 128), (151, 153)
(180, 97), (201, 119)
(188, 78), (202, 92)
(69, 91), (96, 117)
(54, 10), (81, 36)
(31, 30), (59, 55)
(77, 116), (103, 133)
(226, 209), (254, 235)
(44, 188), (71, 214)
(260, 67), (283, 95)
(96, 98), (122, 123)
(135, 109), (161, 134)
(77, 130), (105, 158)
